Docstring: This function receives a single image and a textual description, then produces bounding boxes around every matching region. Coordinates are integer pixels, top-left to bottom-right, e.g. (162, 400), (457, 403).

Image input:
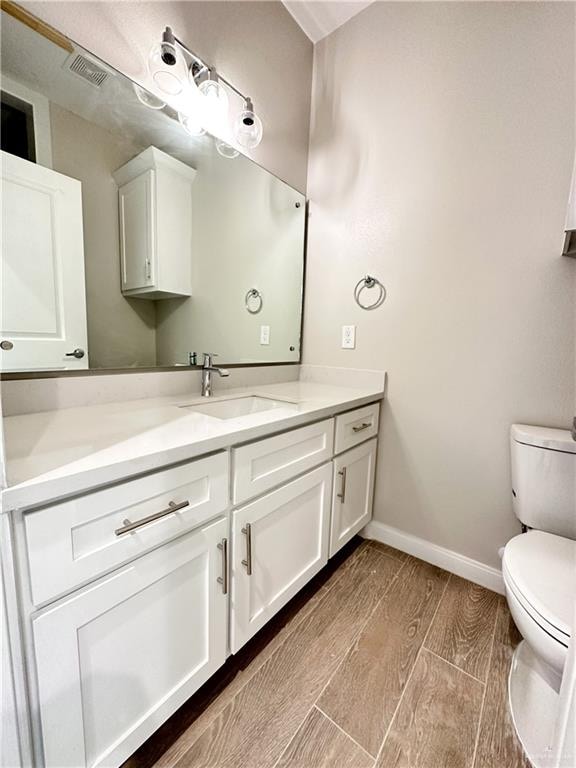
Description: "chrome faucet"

(201, 353), (229, 397)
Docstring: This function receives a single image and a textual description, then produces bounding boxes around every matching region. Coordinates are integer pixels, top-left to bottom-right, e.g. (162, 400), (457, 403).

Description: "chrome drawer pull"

(114, 500), (190, 536)
(217, 538), (228, 594)
(352, 422), (371, 433)
(241, 523), (252, 575)
(337, 467), (347, 503)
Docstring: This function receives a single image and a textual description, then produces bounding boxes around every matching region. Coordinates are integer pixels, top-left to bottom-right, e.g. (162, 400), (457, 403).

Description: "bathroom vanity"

(1, 377), (383, 768)
(0, 9), (384, 766)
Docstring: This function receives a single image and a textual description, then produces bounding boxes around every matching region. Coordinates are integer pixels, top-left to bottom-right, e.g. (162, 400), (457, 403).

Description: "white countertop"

(1, 380), (384, 511)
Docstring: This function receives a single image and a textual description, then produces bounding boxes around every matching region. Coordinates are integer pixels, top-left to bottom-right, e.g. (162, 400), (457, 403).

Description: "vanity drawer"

(24, 452), (229, 606)
(233, 419), (334, 504)
(334, 403), (380, 454)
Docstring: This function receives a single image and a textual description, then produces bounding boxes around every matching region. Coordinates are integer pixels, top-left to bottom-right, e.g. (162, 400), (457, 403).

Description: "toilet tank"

(511, 425), (576, 540)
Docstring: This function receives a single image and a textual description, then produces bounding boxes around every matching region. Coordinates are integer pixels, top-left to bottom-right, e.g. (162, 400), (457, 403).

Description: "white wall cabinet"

(330, 438), (377, 557)
(113, 147), (196, 299)
(231, 462), (333, 652)
(32, 518), (228, 768)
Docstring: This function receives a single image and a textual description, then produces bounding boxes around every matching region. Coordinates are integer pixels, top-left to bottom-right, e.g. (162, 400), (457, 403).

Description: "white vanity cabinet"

(113, 146), (196, 299)
(32, 517), (228, 768)
(230, 462), (333, 652)
(5, 398), (381, 768)
(330, 438), (378, 557)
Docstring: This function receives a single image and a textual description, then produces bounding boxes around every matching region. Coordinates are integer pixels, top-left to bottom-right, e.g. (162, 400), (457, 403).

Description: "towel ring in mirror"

(354, 275), (386, 310)
(245, 288), (263, 314)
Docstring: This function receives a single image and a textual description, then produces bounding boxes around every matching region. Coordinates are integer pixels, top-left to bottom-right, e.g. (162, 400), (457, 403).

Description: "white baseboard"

(361, 520), (505, 595)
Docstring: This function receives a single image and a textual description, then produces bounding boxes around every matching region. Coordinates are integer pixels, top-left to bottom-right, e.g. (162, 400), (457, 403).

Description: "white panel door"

(330, 438), (377, 557)
(33, 518), (228, 768)
(1, 151), (88, 371)
(231, 463), (332, 653)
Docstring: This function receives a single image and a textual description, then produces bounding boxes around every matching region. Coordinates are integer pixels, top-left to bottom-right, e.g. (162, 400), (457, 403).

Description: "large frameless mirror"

(0, 8), (306, 374)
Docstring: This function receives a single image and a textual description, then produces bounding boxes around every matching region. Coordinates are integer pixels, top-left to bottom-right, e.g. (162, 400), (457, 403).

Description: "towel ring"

(354, 275), (386, 310)
(245, 288), (263, 314)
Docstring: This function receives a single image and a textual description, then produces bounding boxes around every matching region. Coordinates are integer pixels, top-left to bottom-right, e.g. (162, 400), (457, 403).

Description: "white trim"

(1, 74), (53, 168)
(361, 520), (505, 594)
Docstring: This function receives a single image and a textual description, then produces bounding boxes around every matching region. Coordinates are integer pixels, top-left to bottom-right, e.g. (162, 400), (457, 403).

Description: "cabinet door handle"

(241, 523), (252, 575)
(352, 422), (371, 433)
(217, 538), (228, 594)
(114, 500), (189, 536)
(337, 467), (347, 503)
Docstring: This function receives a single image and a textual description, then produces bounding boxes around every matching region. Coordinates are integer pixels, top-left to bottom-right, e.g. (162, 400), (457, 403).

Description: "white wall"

(21, 1), (313, 193)
(304, 2), (576, 570)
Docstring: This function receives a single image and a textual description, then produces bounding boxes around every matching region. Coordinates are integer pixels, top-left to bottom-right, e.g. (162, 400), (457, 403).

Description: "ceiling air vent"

(66, 53), (109, 88)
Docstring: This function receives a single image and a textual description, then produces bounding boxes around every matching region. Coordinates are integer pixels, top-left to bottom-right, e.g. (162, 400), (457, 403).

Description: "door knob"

(65, 348), (85, 359)
(0, 340), (14, 351)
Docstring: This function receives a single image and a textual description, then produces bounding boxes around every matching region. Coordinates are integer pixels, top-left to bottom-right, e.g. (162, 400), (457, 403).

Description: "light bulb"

(133, 84), (165, 110)
(216, 140), (239, 159)
(198, 70), (229, 130)
(179, 111), (205, 137)
(147, 27), (187, 96)
(234, 98), (263, 149)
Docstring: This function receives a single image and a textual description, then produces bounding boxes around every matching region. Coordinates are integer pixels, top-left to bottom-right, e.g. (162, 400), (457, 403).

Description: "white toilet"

(503, 425), (576, 768)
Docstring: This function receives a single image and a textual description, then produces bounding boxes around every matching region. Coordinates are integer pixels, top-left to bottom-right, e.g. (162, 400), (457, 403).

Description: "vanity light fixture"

(178, 110), (205, 137)
(147, 27), (189, 96)
(216, 140), (240, 159)
(148, 26), (264, 147)
(234, 97), (263, 149)
(133, 84), (166, 110)
(197, 67), (229, 123)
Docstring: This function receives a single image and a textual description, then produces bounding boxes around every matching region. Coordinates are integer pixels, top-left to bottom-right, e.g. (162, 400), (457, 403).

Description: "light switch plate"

(260, 325), (270, 345)
(341, 325), (356, 349)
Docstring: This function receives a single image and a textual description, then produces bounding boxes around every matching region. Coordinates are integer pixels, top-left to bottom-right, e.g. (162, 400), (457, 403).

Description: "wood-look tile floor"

(124, 538), (530, 768)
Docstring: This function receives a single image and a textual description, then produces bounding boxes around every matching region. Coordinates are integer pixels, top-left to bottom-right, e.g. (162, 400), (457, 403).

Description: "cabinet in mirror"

(0, 8), (305, 373)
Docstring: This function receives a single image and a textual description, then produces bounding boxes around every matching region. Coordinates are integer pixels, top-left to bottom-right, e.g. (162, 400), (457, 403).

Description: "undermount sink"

(180, 396), (298, 420)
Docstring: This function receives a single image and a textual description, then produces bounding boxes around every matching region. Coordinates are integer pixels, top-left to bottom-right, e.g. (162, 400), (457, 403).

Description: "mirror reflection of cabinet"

(113, 147), (196, 300)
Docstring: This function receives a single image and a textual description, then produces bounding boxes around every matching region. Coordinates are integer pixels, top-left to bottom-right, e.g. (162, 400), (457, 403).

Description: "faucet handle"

(202, 352), (218, 366)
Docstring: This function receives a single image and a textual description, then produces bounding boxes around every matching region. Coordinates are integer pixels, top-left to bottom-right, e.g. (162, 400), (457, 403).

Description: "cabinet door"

(33, 518), (228, 768)
(1, 150), (88, 371)
(231, 463), (332, 653)
(118, 170), (155, 291)
(330, 438), (377, 557)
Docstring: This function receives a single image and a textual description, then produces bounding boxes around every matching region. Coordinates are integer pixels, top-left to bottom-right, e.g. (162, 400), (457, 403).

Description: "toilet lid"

(503, 531), (575, 642)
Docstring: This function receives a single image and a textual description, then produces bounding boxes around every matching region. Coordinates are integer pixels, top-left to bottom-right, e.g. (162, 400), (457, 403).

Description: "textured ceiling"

(282, 1), (374, 43)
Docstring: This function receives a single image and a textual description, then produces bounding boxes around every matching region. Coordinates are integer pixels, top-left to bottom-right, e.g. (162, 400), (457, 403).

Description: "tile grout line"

(470, 598), (501, 768)
(373, 571), (452, 766)
(162, 543), (371, 768)
(424, 648), (488, 686)
(313, 704), (376, 762)
(271, 550), (411, 768)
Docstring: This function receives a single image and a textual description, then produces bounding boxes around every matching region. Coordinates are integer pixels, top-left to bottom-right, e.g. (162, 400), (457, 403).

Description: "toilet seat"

(503, 531), (574, 649)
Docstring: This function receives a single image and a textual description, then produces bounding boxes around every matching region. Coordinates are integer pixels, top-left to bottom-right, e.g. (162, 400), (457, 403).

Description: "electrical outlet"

(341, 325), (356, 349)
(260, 325), (270, 345)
